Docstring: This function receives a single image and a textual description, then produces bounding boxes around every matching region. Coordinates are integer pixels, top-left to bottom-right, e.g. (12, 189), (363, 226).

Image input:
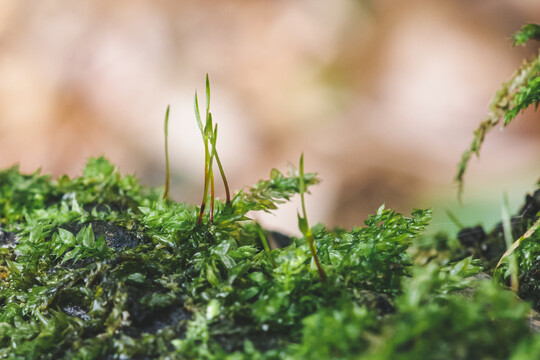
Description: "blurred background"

(0, 0), (539, 236)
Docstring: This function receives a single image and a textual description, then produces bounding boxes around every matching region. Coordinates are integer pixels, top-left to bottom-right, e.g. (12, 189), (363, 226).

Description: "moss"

(2, 23), (540, 357)
(456, 24), (540, 196)
(0, 157), (433, 359)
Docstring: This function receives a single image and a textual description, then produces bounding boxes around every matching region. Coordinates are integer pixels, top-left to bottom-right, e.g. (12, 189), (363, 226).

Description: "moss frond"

(455, 34), (540, 197)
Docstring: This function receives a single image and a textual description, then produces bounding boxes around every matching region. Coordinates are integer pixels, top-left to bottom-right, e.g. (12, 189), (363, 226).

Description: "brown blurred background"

(0, 0), (539, 235)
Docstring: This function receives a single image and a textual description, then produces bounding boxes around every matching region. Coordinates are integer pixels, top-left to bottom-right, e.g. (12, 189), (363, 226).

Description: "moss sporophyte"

(1, 23), (540, 358)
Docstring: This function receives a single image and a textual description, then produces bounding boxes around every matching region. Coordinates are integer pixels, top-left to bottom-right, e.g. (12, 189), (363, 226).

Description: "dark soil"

(457, 189), (540, 269)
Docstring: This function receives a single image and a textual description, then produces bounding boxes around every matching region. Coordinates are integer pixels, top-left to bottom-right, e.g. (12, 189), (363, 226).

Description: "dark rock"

(268, 230), (292, 248)
(356, 289), (395, 315)
(124, 285), (191, 337)
(130, 306), (190, 336)
(519, 189), (540, 220)
(62, 220), (144, 251)
(458, 226), (485, 248)
(0, 228), (18, 247)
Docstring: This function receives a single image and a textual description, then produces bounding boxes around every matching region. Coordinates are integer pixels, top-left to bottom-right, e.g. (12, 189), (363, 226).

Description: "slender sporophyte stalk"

(215, 151), (231, 204)
(501, 194), (519, 292)
(163, 105), (171, 201)
(297, 153), (326, 283)
(162, 76), (233, 223)
(195, 101), (209, 224)
(205, 80), (231, 205)
(194, 75), (231, 224)
(209, 123), (219, 223)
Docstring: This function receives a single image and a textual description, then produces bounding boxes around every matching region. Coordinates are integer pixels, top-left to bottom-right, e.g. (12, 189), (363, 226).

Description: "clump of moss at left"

(1, 155), (539, 359)
(0, 155), (433, 358)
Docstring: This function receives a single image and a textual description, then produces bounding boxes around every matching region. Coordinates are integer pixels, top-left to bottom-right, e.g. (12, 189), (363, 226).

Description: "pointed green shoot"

(194, 92), (203, 134)
(298, 153), (326, 283)
(196, 87), (212, 224)
(208, 124), (218, 223)
(206, 74), (211, 115)
(197, 136), (210, 225)
(197, 125), (211, 224)
(210, 123), (231, 204)
(195, 75), (232, 223)
(214, 152), (231, 204)
(444, 209), (464, 230)
(163, 105), (171, 200)
(501, 194), (518, 292)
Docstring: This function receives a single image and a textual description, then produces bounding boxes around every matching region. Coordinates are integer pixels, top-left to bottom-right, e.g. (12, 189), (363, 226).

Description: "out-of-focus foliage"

(456, 23), (540, 195)
(513, 24), (540, 46)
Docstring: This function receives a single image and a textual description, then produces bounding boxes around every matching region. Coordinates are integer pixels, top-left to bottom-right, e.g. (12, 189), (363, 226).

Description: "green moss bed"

(0, 155), (539, 360)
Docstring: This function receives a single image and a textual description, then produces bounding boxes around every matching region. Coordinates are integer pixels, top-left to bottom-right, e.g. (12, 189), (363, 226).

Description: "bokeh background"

(1, 0), (539, 236)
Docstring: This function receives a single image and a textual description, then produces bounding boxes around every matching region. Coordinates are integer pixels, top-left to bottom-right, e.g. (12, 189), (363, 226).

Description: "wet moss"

(0, 157), (435, 358)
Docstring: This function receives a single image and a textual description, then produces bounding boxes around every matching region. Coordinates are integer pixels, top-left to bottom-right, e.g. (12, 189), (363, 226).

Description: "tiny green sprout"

(255, 222), (276, 268)
(163, 105), (171, 200)
(444, 209), (464, 230)
(297, 153), (326, 283)
(501, 193), (519, 292)
(195, 75), (231, 224)
(161, 76), (230, 220)
(208, 123), (218, 222)
(214, 137), (231, 204)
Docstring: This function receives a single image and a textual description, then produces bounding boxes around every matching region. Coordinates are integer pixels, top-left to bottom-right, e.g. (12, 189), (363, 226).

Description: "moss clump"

(3, 23), (540, 358)
(0, 156), (437, 359)
(3, 156), (540, 359)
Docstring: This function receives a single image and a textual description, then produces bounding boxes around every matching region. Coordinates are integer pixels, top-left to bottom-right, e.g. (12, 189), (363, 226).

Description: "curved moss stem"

(163, 105), (171, 201)
(298, 153), (326, 283)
